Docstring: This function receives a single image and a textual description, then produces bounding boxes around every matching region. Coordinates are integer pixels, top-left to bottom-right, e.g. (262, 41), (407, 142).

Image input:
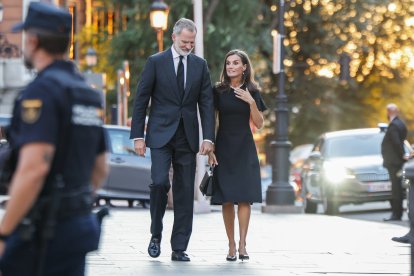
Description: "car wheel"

(323, 195), (339, 215)
(304, 198), (317, 213)
(95, 197), (101, 207)
(141, 200), (150, 209)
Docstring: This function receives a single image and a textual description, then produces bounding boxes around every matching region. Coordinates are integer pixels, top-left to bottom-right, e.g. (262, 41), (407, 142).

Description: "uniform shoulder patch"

(21, 99), (43, 124)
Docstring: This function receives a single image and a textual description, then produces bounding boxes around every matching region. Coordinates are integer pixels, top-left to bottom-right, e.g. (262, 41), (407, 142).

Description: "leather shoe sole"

(148, 239), (161, 258)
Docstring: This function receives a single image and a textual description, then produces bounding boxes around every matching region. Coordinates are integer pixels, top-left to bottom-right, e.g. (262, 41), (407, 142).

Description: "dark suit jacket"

(130, 48), (215, 152)
(381, 116), (407, 168)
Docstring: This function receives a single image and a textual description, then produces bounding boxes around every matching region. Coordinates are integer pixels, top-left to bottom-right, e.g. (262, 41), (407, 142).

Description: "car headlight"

(323, 162), (355, 184)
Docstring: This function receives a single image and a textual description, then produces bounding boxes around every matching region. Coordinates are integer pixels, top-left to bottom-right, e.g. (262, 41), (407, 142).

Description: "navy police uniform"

(0, 2), (107, 276)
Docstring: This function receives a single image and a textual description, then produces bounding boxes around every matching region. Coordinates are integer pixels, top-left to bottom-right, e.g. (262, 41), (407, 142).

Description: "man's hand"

(134, 139), (146, 157)
(0, 240), (5, 257)
(199, 141), (214, 155)
(208, 152), (218, 166)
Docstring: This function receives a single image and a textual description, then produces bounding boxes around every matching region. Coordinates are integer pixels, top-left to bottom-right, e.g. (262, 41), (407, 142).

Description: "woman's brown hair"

(215, 49), (261, 93)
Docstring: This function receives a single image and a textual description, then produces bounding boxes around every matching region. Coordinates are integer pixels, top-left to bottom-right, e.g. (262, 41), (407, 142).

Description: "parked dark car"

(98, 125), (151, 207)
(302, 128), (403, 215)
(0, 118), (152, 206)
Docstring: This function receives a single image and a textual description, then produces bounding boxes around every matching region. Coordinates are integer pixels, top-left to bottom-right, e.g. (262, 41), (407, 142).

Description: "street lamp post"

(117, 69), (125, 126)
(83, 47), (106, 122)
(263, 0), (296, 211)
(85, 47), (97, 72)
(149, 0), (169, 52)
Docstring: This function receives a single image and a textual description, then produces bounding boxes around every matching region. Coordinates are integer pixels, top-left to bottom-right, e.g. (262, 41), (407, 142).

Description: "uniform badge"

(21, 99), (42, 124)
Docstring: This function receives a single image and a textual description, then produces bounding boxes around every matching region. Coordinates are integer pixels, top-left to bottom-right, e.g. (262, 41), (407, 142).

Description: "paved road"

(86, 203), (412, 276)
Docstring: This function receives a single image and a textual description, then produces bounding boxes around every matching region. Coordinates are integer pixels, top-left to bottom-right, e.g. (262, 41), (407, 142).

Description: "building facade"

(0, 0), (113, 114)
(0, 0), (33, 114)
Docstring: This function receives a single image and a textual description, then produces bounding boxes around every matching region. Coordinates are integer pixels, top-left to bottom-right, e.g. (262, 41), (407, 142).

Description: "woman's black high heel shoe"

(226, 243), (237, 261)
(238, 253), (249, 261)
(226, 254), (237, 261)
(238, 243), (249, 261)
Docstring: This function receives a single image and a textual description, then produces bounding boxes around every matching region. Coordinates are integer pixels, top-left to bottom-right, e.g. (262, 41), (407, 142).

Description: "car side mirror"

(308, 151), (322, 160)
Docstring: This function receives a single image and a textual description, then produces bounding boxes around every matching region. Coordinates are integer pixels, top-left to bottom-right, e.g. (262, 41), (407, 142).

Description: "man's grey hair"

(387, 103), (399, 112)
(173, 18), (197, 35)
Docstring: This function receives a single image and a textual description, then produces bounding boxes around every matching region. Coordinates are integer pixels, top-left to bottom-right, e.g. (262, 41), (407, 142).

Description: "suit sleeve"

(130, 57), (155, 139)
(198, 60), (215, 143)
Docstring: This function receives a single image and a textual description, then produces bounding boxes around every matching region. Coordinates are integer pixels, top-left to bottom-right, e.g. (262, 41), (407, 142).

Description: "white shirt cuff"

(203, 139), (214, 145)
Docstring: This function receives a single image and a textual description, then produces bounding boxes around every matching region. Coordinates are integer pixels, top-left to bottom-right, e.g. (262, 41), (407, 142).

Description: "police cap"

(12, 2), (72, 35)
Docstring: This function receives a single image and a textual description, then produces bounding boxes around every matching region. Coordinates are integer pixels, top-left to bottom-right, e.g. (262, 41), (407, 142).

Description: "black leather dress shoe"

(383, 216), (401, 221)
(148, 238), (161, 258)
(392, 233), (414, 244)
(171, 251), (190, 261)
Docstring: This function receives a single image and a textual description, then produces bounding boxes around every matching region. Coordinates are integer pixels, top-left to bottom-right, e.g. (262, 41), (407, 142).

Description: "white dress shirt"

(171, 46), (187, 89)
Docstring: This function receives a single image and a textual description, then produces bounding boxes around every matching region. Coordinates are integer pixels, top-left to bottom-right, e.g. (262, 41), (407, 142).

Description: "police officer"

(0, 2), (108, 275)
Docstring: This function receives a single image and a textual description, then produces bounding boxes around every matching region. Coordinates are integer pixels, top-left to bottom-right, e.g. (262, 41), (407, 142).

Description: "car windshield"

(324, 132), (384, 158)
(0, 116), (11, 126)
(106, 128), (150, 158)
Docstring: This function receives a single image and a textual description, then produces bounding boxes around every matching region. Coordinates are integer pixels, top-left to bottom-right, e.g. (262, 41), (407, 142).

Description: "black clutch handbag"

(199, 166), (214, 196)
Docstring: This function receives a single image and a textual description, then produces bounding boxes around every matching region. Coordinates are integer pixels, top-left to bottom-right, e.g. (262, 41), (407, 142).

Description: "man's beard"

(24, 55), (34, 70)
(173, 42), (193, 56)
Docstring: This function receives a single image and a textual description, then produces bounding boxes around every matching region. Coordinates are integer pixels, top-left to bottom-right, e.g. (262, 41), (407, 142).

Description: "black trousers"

(387, 166), (403, 219)
(0, 214), (99, 276)
(149, 121), (196, 251)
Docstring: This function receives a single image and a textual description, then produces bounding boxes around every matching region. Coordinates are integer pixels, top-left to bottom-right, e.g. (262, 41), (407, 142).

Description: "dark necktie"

(177, 55), (184, 99)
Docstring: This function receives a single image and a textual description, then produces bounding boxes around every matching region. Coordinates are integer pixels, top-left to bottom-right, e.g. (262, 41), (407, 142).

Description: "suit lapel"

(183, 54), (194, 102)
(164, 49), (182, 101)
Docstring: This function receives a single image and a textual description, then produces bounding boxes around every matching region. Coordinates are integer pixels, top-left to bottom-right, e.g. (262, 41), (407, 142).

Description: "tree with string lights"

(260, 0), (414, 145)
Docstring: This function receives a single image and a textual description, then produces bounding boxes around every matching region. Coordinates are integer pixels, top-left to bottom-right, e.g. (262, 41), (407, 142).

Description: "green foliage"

(80, 0), (414, 148)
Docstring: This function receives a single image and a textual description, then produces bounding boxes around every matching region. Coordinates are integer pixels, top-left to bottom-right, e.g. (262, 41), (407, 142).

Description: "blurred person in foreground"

(0, 2), (108, 275)
(381, 103), (408, 222)
(130, 18), (215, 261)
(208, 49), (267, 261)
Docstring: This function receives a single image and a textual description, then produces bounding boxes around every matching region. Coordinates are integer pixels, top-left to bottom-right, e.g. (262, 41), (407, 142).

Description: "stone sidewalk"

(86, 207), (412, 276)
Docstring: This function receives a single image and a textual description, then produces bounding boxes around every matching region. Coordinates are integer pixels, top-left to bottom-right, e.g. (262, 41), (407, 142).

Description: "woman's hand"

(234, 87), (255, 105)
(208, 152), (218, 166)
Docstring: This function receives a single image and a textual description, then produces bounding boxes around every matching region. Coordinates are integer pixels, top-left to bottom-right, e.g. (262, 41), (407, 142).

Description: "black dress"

(211, 85), (267, 204)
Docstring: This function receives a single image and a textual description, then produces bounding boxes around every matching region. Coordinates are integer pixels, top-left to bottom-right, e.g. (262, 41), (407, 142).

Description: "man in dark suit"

(381, 103), (408, 221)
(130, 18), (214, 261)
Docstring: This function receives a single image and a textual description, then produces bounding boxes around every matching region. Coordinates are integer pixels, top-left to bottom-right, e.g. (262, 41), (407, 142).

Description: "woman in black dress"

(208, 49), (266, 261)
